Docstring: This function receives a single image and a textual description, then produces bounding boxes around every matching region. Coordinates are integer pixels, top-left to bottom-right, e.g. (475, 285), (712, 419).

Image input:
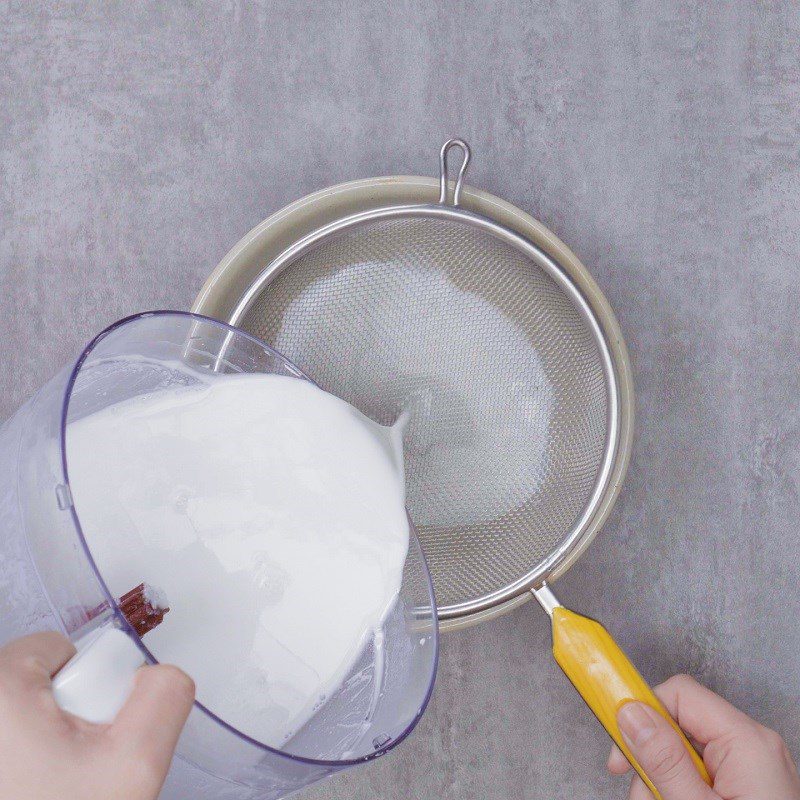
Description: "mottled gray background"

(2, 2), (800, 798)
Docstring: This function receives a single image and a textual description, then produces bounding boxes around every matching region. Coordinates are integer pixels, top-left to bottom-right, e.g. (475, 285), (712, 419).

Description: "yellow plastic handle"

(551, 607), (710, 799)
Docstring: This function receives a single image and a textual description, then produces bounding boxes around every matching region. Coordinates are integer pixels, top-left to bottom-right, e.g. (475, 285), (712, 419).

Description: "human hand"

(0, 631), (194, 800)
(607, 674), (800, 799)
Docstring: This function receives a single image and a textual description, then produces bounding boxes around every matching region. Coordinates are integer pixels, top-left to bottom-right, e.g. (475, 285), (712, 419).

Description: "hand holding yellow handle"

(550, 606), (711, 799)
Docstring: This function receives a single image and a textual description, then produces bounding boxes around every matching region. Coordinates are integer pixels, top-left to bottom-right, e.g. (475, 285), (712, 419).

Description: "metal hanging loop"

(438, 138), (471, 207)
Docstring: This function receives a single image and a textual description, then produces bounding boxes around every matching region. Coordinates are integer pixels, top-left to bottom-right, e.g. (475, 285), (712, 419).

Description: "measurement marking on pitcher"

(55, 484), (74, 510)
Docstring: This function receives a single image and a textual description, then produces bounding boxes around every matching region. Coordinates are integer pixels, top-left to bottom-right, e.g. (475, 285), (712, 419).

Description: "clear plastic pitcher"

(0, 311), (438, 800)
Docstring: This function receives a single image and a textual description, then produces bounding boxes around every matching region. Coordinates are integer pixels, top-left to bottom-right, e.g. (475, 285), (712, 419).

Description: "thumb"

(109, 664), (195, 789)
(617, 702), (718, 800)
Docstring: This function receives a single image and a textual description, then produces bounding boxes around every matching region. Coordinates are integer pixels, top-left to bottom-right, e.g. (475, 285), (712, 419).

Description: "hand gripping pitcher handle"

(52, 627), (145, 723)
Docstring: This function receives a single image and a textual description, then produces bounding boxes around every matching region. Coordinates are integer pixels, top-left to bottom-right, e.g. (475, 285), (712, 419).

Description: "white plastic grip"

(52, 627), (145, 723)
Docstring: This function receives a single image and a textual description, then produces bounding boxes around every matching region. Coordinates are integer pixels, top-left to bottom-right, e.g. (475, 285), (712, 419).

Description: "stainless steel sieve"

(221, 140), (623, 619)
(194, 140), (708, 796)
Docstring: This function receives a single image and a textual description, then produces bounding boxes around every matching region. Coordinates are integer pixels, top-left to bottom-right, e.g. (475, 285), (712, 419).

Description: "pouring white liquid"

(66, 371), (410, 748)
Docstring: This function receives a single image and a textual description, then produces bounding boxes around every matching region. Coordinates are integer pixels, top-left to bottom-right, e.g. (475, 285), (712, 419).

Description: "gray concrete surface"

(2, 2), (800, 798)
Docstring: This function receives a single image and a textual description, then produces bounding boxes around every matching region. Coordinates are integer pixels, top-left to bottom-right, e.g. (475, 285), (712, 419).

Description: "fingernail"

(617, 701), (658, 747)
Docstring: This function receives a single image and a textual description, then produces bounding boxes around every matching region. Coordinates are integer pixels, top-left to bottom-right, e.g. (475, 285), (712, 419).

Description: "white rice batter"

(66, 372), (409, 747)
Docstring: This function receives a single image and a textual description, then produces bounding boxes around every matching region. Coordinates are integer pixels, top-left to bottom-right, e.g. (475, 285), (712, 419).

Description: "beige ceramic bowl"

(192, 175), (634, 631)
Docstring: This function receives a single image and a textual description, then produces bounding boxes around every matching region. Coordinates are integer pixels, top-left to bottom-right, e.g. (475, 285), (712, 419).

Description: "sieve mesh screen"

(240, 216), (609, 612)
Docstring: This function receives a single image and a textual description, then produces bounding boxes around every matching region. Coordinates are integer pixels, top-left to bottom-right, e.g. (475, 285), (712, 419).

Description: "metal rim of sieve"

(200, 140), (633, 630)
